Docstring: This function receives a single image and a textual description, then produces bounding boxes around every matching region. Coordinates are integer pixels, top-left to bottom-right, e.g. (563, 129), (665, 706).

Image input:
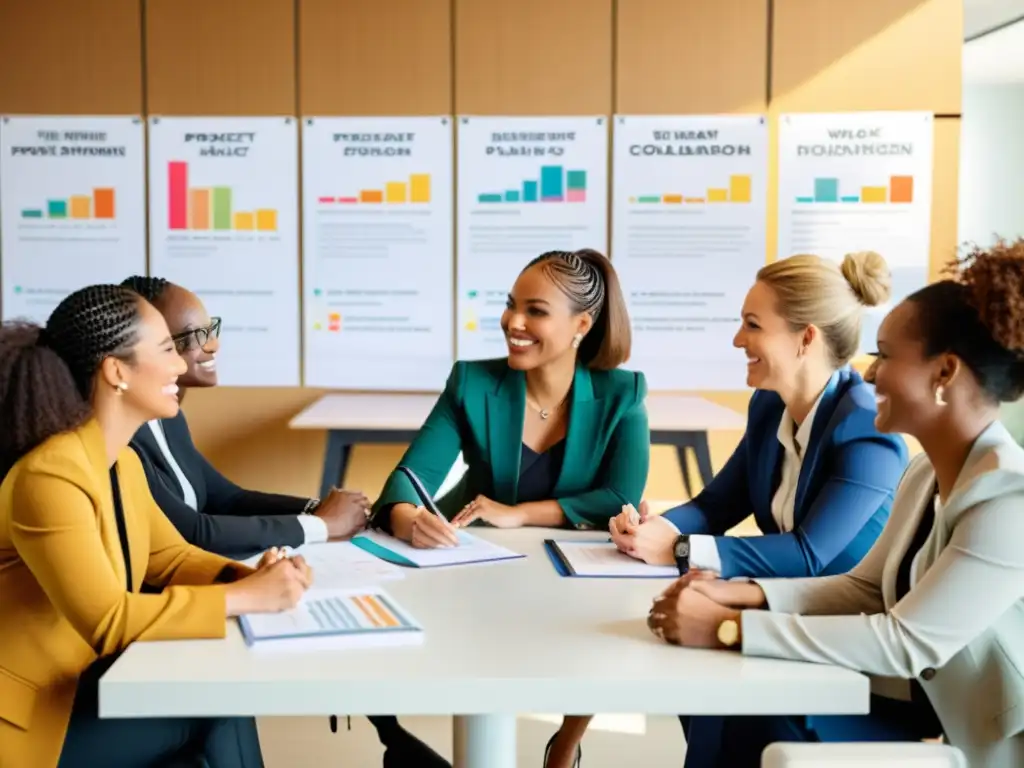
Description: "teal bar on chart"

(48, 200), (68, 218)
(523, 181), (538, 202)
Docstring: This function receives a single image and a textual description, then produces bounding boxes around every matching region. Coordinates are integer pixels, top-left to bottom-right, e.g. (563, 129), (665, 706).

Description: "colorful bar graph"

(477, 166), (587, 204)
(326, 174), (432, 206)
(631, 174), (753, 205)
(796, 175), (915, 204)
(19, 188), (115, 221)
(166, 161), (277, 232)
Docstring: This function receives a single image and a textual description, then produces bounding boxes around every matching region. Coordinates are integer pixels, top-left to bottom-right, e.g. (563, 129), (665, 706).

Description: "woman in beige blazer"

(648, 238), (1024, 768)
(0, 285), (312, 768)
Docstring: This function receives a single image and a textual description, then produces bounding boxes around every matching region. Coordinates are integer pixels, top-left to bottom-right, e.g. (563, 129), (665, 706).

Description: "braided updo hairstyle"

(522, 248), (632, 369)
(908, 237), (1024, 403)
(0, 285), (145, 478)
(121, 275), (171, 304)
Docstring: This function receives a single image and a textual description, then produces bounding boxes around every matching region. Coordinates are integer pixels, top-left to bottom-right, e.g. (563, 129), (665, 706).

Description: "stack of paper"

(546, 540), (679, 578)
(241, 540), (406, 591)
(352, 529), (525, 568)
(239, 588), (423, 652)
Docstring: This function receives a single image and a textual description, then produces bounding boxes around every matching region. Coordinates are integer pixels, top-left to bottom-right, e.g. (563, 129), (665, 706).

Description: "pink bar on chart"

(566, 189), (586, 203)
(337, 197), (359, 203)
(168, 162), (188, 230)
(318, 196), (335, 203)
(541, 196), (564, 202)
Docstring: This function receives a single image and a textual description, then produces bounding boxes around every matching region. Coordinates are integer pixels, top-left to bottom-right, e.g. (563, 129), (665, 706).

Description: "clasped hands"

(646, 570), (743, 648)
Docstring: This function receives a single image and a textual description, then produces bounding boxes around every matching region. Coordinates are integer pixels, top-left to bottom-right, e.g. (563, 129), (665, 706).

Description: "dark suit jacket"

(371, 358), (650, 528)
(664, 367), (909, 580)
(130, 411), (307, 557)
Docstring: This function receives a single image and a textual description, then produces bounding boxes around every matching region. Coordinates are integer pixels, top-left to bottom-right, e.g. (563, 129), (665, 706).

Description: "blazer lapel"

(80, 419), (136, 591)
(553, 367), (604, 498)
(793, 370), (843, 516)
(487, 367), (525, 504)
(753, 407), (785, 533)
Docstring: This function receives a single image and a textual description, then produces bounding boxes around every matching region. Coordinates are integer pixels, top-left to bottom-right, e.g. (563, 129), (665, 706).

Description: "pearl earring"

(935, 385), (946, 406)
(115, 382), (128, 394)
(571, 333), (583, 349)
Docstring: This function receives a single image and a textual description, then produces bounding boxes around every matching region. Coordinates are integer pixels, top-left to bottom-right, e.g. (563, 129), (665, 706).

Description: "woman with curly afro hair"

(647, 238), (1024, 768)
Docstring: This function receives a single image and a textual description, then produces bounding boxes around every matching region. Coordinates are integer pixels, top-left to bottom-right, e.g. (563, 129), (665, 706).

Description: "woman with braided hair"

(119, 276), (450, 768)
(0, 285), (313, 768)
(370, 248), (648, 542)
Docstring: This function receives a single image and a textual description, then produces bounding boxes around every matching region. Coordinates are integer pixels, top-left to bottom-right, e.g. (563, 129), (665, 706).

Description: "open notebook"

(352, 529), (525, 568)
(544, 540), (679, 579)
(239, 588), (424, 651)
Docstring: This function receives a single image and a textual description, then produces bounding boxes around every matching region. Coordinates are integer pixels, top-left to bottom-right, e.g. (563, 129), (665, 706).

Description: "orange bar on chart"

(662, 194), (683, 204)
(189, 189), (210, 229)
(93, 188), (115, 219)
(351, 597), (382, 627)
(360, 189), (384, 203)
(234, 212), (255, 230)
(684, 197), (706, 203)
(861, 186), (887, 203)
(363, 596), (400, 627)
(890, 176), (913, 203)
(256, 209), (277, 231)
(70, 196), (91, 219)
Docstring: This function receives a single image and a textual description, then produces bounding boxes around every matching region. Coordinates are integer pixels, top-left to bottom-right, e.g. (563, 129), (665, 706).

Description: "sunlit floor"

(258, 713), (687, 767)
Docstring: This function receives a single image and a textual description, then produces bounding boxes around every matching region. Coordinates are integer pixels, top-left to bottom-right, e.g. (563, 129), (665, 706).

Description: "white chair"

(762, 742), (968, 767)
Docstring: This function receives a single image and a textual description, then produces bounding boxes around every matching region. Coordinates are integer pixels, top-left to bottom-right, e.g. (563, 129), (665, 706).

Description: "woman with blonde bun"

(544, 252), (910, 768)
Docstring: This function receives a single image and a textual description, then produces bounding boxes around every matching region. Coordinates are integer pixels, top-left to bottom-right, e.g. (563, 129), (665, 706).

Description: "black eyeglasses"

(172, 317), (222, 352)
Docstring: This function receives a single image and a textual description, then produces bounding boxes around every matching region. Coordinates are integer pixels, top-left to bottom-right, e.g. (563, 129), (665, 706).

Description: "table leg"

(692, 432), (714, 488)
(453, 714), (517, 768)
(319, 431), (353, 498)
(674, 445), (694, 500)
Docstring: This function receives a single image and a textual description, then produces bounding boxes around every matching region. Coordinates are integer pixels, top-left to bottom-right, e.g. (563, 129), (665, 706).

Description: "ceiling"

(963, 0), (1024, 83)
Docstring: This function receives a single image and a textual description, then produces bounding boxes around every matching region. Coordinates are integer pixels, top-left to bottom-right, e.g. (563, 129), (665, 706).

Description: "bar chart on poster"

(301, 117), (454, 390)
(456, 116), (608, 361)
(611, 115), (768, 390)
(148, 116), (299, 386)
(0, 116), (146, 322)
(778, 112), (934, 353)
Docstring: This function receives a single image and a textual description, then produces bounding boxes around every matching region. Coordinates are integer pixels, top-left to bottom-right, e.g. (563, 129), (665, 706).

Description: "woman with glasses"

(119, 276), (451, 768)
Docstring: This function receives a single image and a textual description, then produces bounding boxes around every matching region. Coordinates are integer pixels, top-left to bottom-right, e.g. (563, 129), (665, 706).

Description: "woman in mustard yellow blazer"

(0, 285), (311, 768)
(371, 249), (650, 550)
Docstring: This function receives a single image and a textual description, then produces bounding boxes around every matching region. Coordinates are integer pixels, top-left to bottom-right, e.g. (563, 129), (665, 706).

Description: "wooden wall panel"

(145, 0), (295, 115)
(930, 119), (962, 278)
(771, 0), (962, 113)
(455, 0), (612, 114)
(299, 0), (451, 115)
(616, 0), (768, 114)
(0, 0), (142, 114)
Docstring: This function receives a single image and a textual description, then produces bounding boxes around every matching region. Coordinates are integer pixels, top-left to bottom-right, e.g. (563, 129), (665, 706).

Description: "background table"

(290, 393), (746, 499)
(101, 530), (867, 768)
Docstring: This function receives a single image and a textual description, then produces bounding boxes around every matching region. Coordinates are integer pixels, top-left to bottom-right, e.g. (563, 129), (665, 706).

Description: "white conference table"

(100, 529), (868, 768)
(290, 392), (746, 500)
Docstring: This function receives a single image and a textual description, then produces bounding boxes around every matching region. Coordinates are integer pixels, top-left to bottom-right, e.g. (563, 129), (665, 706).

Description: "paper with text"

(553, 541), (679, 578)
(241, 540), (406, 591)
(354, 528), (526, 568)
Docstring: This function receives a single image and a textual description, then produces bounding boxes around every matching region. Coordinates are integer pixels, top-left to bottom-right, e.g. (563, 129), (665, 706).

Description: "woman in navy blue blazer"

(542, 252), (910, 768)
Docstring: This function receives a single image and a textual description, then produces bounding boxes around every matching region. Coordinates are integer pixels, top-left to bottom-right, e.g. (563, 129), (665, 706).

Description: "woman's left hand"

(451, 495), (526, 529)
(648, 579), (740, 648)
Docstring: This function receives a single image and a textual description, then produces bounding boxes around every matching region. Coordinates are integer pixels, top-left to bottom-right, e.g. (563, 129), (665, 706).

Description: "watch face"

(674, 538), (690, 559)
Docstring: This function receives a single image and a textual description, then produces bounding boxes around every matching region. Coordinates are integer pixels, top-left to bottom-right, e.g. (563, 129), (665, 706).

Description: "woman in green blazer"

(370, 249), (649, 548)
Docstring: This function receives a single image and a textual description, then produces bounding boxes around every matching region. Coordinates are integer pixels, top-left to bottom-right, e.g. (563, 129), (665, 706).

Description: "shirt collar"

(777, 383), (828, 458)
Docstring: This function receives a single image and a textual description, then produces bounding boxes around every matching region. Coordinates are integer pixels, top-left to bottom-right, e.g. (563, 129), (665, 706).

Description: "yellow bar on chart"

(234, 212), (255, 230)
(256, 209), (277, 231)
(662, 194), (683, 204)
(729, 175), (752, 203)
(69, 196), (91, 219)
(707, 188), (728, 203)
(410, 174), (431, 203)
(385, 182), (407, 203)
(861, 186), (887, 203)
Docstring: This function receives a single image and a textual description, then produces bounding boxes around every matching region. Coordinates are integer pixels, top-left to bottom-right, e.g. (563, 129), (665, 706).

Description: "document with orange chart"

(301, 117), (454, 391)
(0, 116), (146, 323)
(239, 588), (424, 651)
(778, 112), (934, 355)
(611, 115), (769, 391)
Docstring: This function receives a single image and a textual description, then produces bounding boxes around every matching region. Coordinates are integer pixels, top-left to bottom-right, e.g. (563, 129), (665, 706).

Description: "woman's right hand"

(224, 557), (313, 616)
(391, 503), (459, 548)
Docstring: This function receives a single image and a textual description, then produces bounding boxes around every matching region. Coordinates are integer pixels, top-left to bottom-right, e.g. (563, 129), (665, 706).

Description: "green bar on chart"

(212, 187), (232, 230)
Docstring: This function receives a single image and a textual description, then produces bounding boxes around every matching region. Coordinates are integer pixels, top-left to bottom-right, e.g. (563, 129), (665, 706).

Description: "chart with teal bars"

(0, 115), (146, 323)
(456, 116), (608, 361)
(778, 112), (935, 354)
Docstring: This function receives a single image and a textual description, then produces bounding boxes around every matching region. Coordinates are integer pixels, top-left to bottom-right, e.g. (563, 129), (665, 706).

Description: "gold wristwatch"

(717, 618), (740, 648)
